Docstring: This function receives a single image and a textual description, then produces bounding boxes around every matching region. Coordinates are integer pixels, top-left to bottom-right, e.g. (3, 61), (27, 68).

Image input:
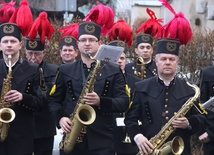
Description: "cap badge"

(64, 37), (72, 43)
(28, 40), (38, 49)
(166, 42), (177, 52)
(3, 25), (15, 34)
(142, 35), (150, 42)
(84, 24), (95, 34)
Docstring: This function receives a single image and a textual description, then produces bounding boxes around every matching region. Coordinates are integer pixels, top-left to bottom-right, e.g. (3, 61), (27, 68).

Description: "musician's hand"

(59, 117), (73, 133)
(135, 134), (154, 155)
(172, 116), (189, 129)
(4, 90), (23, 103)
(199, 132), (210, 143)
(84, 91), (100, 106)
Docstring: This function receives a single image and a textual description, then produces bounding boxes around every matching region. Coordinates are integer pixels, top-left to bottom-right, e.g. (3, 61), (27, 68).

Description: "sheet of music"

(95, 45), (124, 63)
(202, 97), (214, 112)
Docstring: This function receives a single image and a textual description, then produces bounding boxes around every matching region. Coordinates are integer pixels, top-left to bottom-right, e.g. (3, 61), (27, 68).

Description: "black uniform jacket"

(125, 60), (157, 79)
(48, 59), (129, 150)
(125, 76), (201, 155)
(0, 51), (2, 59)
(113, 72), (141, 154)
(0, 58), (43, 155)
(198, 66), (214, 154)
(33, 61), (58, 139)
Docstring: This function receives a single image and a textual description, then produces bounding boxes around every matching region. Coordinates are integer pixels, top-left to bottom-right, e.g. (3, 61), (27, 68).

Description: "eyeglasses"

(26, 51), (43, 57)
(78, 38), (98, 44)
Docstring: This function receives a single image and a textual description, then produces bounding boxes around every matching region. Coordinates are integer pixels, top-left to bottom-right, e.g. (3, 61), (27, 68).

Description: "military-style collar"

(82, 61), (96, 69)
(158, 76), (175, 86)
(144, 59), (153, 68)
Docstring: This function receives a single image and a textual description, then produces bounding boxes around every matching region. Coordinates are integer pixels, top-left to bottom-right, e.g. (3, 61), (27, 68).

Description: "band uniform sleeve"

(47, 70), (65, 127)
(99, 67), (129, 113)
(124, 91), (142, 142)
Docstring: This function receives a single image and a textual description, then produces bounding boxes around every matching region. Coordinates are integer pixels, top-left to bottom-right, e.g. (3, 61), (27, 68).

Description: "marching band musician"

(109, 40), (141, 155)
(24, 11), (58, 155)
(124, 38), (201, 155)
(48, 21), (129, 155)
(58, 23), (80, 64)
(25, 36), (58, 155)
(198, 65), (214, 155)
(125, 8), (163, 80)
(125, 33), (157, 80)
(107, 19), (140, 155)
(0, 22), (43, 155)
(125, 1), (203, 154)
(60, 36), (79, 64)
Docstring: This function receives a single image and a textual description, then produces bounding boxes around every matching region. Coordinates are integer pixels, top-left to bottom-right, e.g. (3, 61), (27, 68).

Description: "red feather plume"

(0, 0), (16, 23)
(29, 11), (54, 44)
(107, 19), (133, 46)
(136, 8), (163, 38)
(58, 23), (79, 40)
(157, 0), (192, 45)
(84, 3), (114, 36)
(9, 0), (33, 36)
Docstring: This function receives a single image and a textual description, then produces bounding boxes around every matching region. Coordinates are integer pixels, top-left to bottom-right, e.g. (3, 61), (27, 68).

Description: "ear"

(151, 48), (154, 55)
(19, 41), (23, 50)
(60, 49), (63, 57)
(135, 47), (138, 55)
(98, 40), (103, 45)
(43, 50), (47, 55)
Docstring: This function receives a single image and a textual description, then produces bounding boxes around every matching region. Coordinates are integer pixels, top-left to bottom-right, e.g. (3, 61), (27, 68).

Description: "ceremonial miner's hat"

(25, 36), (45, 51)
(0, 23), (22, 41)
(60, 36), (78, 49)
(136, 33), (153, 47)
(78, 21), (101, 40)
(156, 38), (180, 56)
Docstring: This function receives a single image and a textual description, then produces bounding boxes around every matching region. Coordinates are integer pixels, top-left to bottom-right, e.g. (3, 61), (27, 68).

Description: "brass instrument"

(0, 55), (16, 142)
(137, 81), (200, 155)
(134, 57), (145, 79)
(60, 53), (100, 153)
(122, 133), (131, 143)
(120, 112), (131, 143)
(39, 68), (47, 92)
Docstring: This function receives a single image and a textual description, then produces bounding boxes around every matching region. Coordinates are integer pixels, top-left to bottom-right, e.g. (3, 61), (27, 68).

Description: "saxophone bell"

(134, 57), (145, 79)
(153, 136), (184, 155)
(76, 104), (96, 125)
(0, 108), (15, 123)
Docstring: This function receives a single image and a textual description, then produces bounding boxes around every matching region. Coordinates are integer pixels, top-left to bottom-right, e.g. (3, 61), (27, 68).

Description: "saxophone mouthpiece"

(85, 51), (91, 57)
(30, 60), (35, 63)
(85, 51), (94, 59)
(8, 55), (12, 59)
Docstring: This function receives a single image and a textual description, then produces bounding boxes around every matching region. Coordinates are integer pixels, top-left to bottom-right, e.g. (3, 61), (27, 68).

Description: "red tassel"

(157, 0), (192, 45)
(9, 0), (33, 36)
(29, 11), (54, 44)
(0, 0), (15, 23)
(107, 19), (133, 46)
(136, 8), (163, 38)
(58, 23), (79, 40)
(84, 3), (114, 36)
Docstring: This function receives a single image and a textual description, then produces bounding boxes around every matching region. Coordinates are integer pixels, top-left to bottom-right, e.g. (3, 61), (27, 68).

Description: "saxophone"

(60, 55), (100, 153)
(0, 55), (16, 142)
(134, 57), (145, 80)
(137, 81), (200, 155)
